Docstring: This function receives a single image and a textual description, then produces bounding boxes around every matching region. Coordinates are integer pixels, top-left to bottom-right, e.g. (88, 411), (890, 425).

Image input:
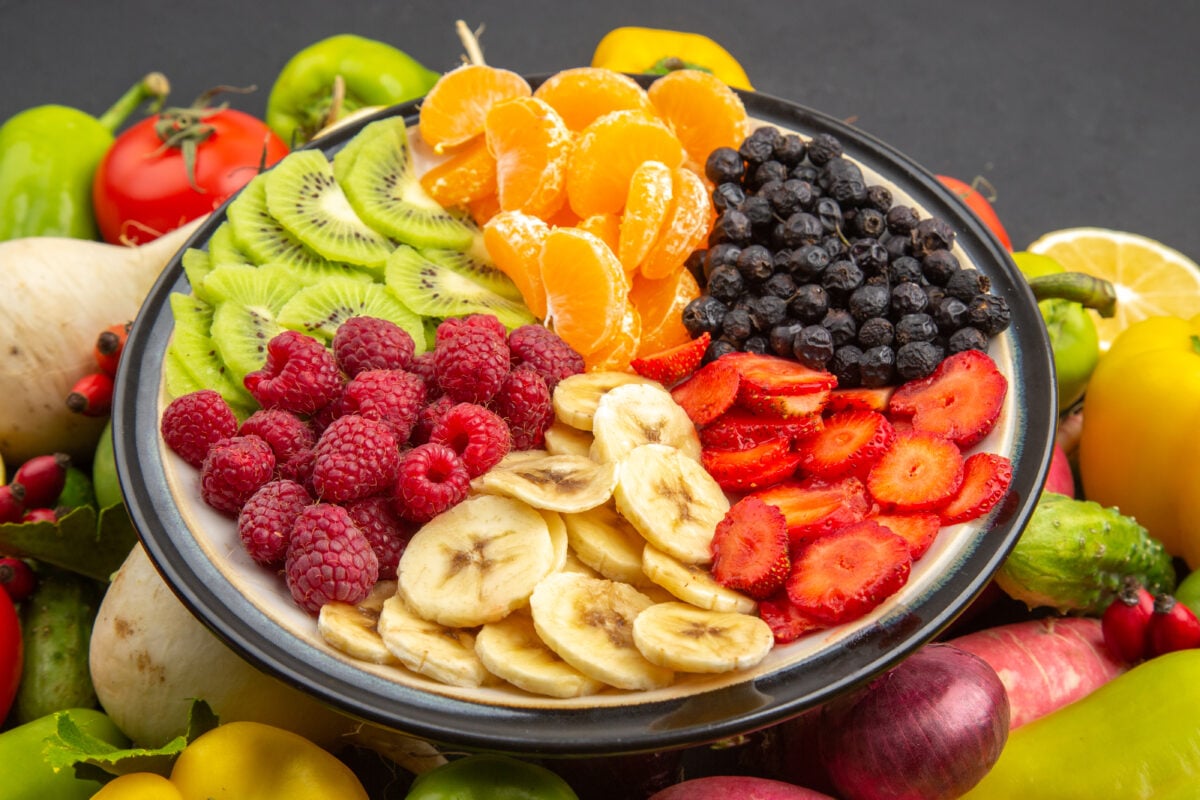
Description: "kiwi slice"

(338, 117), (478, 251)
(200, 262), (304, 309)
(384, 244), (537, 330)
(422, 247), (526, 304)
(180, 247), (214, 299)
(210, 301), (286, 385)
(207, 220), (256, 267)
(277, 274), (426, 346)
(264, 149), (395, 268)
(165, 292), (256, 412)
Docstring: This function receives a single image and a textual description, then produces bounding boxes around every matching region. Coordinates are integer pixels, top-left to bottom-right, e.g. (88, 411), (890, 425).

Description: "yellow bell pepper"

(591, 27), (754, 90)
(1078, 313), (1200, 567)
(91, 773), (183, 800)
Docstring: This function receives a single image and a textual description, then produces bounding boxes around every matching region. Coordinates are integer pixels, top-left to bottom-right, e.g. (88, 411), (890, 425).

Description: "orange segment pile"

(531, 66), (655, 132)
(417, 64), (532, 153)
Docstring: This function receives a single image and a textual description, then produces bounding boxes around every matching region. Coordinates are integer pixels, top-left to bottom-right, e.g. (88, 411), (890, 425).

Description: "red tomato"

(93, 106), (289, 245)
(0, 587), (20, 722)
(936, 175), (1013, 251)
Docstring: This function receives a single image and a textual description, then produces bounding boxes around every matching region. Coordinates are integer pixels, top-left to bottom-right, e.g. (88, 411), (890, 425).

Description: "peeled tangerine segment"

(539, 226), (629, 356)
(485, 96), (572, 219)
(565, 110), (685, 219)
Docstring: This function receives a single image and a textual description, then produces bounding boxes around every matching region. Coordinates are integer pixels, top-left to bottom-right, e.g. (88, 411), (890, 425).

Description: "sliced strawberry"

(825, 385), (895, 413)
(710, 496), (791, 600)
(868, 511), (942, 560)
(888, 349), (1008, 448)
(670, 356), (741, 426)
(750, 475), (871, 546)
(798, 409), (895, 479)
(631, 332), (710, 386)
(785, 520), (913, 626)
(939, 451), (1013, 525)
(738, 386), (832, 419)
(701, 437), (803, 493)
(722, 351), (838, 395)
(699, 407), (823, 451)
(866, 430), (964, 512)
(758, 590), (829, 644)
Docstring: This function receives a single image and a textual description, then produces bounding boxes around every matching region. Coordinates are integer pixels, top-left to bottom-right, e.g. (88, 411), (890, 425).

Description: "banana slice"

(641, 544), (757, 614)
(633, 601), (775, 674)
(377, 594), (490, 688)
(589, 382), (702, 464)
(560, 551), (604, 577)
(317, 580), (402, 665)
(396, 494), (555, 628)
(563, 502), (650, 586)
(539, 508), (570, 573)
(552, 371), (663, 431)
(493, 449), (554, 469)
(530, 573), (674, 691)
(613, 443), (730, 565)
(543, 419), (595, 457)
(475, 609), (606, 698)
(473, 452), (619, 513)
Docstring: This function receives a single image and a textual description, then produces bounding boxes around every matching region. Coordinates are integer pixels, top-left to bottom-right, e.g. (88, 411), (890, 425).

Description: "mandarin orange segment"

(539, 227), (629, 355)
(647, 69), (750, 169)
(544, 203), (582, 229)
(468, 193), (502, 227)
(418, 64), (532, 153)
(565, 110), (686, 219)
(617, 160), (675, 274)
(482, 210), (551, 318)
(638, 167), (713, 280)
(630, 267), (701, 356)
(532, 67), (655, 132)
(576, 212), (621, 253)
(484, 96), (573, 219)
(583, 302), (642, 372)
(419, 136), (498, 208)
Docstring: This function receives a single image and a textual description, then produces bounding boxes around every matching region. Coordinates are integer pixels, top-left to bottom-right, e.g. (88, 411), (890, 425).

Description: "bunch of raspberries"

(159, 314), (584, 614)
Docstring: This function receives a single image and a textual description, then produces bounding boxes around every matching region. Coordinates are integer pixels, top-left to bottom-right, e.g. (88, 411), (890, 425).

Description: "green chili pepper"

(404, 754), (580, 800)
(0, 73), (169, 241)
(265, 34), (440, 147)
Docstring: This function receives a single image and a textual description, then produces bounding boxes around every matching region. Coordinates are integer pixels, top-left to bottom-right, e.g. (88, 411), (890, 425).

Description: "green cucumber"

(996, 492), (1176, 614)
(0, 708), (128, 800)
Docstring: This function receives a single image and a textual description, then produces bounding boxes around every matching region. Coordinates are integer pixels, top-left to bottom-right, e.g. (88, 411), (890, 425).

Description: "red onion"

(818, 643), (1009, 800)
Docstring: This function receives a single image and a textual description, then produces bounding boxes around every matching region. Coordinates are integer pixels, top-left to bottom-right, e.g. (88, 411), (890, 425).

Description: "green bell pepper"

(265, 34), (440, 147)
(405, 754), (580, 800)
(0, 73), (169, 241)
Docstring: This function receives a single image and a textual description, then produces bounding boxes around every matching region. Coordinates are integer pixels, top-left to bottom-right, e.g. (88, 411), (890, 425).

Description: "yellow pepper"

(591, 27), (754, 90)
(1078, 313), (1200, 567)
(91, 773), (183, 800)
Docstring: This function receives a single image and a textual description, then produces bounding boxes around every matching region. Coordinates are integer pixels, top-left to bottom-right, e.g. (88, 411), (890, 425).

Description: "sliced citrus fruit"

(485, 96), (573, 219)
(532, 67), (655, 132)
(577, 212), (621, 253)
(418, 64), (532, 153)
(540, 227), (629, 355)
(565, 110), (686, 219)
(638, 167), (712, 280)
(419, 136), (498, 208)
(617, 160), (675, 274)
(630, 265), (701, 356)
(1026, 228), (1200, 352)
(647, 69), (749, 169)
(584, 302), (642, 372)
(544, 203), (582, 229)
(468, 193), (501, 227)
(483, 210), (551, 318)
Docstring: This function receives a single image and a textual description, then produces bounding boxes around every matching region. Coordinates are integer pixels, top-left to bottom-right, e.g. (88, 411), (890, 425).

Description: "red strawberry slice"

(750, 475), (871, 546)
(798, 409), (895, 479)
(939, 451), (1013, 525)
(868, 511), (942, 560)
(710, 496), (791, 600)
(785, 519), (913, 626)
(866, 430), (964, 512)
(722, 351), (838, 395)
(888, 349), (1007, 448)
(738, 386), (832, 419)
(825, 385), (895, 413)
(701, 437), (803, 493)
(670, 356), (741, 426)
(631, 332), (710, 386)
(699, 407), (823, 451)
(758, 590), (829, 644)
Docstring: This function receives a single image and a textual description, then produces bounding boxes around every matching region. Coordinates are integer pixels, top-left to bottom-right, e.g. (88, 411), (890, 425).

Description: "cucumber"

(995, 492), (1176, 614)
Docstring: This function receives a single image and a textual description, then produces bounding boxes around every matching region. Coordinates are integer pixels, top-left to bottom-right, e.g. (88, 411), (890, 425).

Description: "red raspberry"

(411, 394), (457, 445)
(434, 323), (510, 404)
(237, 479), (312, 567)
(339, 369), (427, 444)
(408, 351), (441, 399)
(161, 390), (239, 468)
(278, 447), (317, 486)
(311, 414), (402, 503)
(333, 316), (417, 377)
(436, 314), (509, 344)
(344, 495), (415, 581)
(238, 409), (316, 469)
(244, 330), (344, 415)
(507, 324), (585, 390)
(430, 403), (512, 477)
(392, 442), (471, 523)
(285, 503), (379, 613)
(200, 435), (276, 516)
(490, 365), (554, 450)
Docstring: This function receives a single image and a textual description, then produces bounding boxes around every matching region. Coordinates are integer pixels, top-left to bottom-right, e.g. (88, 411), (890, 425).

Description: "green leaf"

(0, 502), (137, 582)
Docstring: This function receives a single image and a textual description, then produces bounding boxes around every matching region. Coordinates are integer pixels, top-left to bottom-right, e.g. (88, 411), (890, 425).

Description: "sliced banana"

(530, 573), (675, 691)
(641, 544), (757, 615)
(317, 580), (402, 665)
(396, 494), (555, 628)
(560, 551), (604, 577)
(589, 382), (702, 464)
(633, 601), (775, 674)
(563, 502), (651, 586)
(552, 371), (663, 431)
(377, 594), (490, 688)
(613, 443), (730, 565)
(473, 452), (619, 513)
(539, 508), (570, 573)
(492, 448), (554, 469)
(475, 609), (606, 698)
(543, 418), (595, 457)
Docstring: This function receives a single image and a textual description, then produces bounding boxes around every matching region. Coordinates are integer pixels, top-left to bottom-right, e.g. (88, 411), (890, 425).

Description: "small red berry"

(11, 453), (71, 509)
(161, 390), (241, 469)
(21, 507), (57, 523)
(1101, 576), (1155, 663)
(0, 484), (27, 524)
(244, 330), (344, 415)
(333, 316), (416, 377)
(0, 557), (36, 602)
(429, 402), (512, 477)
(93, 322), (131, 377)
(1147, 594), (1200, 657)
(199, 435), (277, 516)
(392, 442), (471, 524)
(65, 371), (114, 417)
(285, 503), (379, 614)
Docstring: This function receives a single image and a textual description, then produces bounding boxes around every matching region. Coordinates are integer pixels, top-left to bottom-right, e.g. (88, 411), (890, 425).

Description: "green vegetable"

(266, 34), (439, 147)
(995, 492), (1176, 614)
(405, 754), (580, 800)
(55, 466), (97, 514)
(1176, 568), (1200, 619)
(0, 708), (129, 800)
(91, 419), (123, 511)
(0, 73), (169, 241)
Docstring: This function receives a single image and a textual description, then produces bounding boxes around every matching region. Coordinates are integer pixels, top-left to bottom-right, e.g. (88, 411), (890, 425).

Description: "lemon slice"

(1027, 227), (1200, 352)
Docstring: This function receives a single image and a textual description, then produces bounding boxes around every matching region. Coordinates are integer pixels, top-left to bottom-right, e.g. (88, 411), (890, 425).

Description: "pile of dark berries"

(681, 127), (1012, 387)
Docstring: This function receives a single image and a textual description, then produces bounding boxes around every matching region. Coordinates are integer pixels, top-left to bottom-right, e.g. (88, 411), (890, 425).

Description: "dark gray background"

(2, 0), (1195, 261)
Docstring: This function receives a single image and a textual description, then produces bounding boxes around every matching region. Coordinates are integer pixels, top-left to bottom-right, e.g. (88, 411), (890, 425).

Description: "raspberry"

(408, 351), (441, 399)
(338, 369), (427, 444)
(489, 365), (554, 450)
(311, 414), (402, 503)
(237, 479), (312, 567)
(430, 403), (512, 477)
(392, 442), (471, 523)
(200, 435), (276, 516)
(238, 409), (316, 469)
(344, 495), (415, 581)
(436, 313), (509, 344)
(507, 324), (585, 390)
(161, 390), (239, 468)
(285, 503), (379, 613)
(434, 322), (511, 404)
(411, 393), (458, 445)
(278, 446), (317, 486)
(244, 330), (344, 415)
(333, 316), (417, 376)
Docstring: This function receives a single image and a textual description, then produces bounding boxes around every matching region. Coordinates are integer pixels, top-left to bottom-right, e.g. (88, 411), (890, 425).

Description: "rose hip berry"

(1147, 594), (1200, 657)
(10, 453), (71, 508)
(1102, 576), (1155, 663)
(0, 557), (36, 602)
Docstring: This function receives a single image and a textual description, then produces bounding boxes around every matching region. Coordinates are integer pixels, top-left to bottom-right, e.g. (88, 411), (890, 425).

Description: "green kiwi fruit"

(165, 292), (256, 412)
(180, 247), (214, 301)
(207, 220), (256, 267)
(200, 263), (304, 383)
(200, 262), (304, 309)
(421, 246), (526, 303)
(384, 244), (536, 330)
(277, 274), (426, 346)
(264, 148), (395, 268)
